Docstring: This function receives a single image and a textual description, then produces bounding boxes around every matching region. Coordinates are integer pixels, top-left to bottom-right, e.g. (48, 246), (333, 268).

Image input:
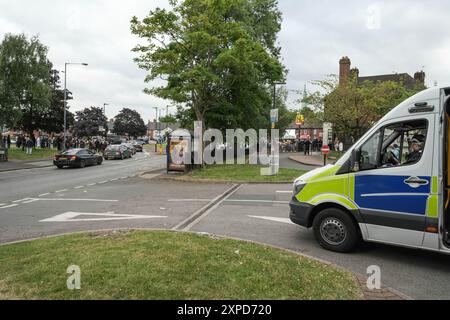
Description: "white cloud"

(1, 0), (449, 119)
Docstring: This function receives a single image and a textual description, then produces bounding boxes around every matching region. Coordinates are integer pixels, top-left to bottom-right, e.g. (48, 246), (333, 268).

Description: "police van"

(290, 85), (450, 254)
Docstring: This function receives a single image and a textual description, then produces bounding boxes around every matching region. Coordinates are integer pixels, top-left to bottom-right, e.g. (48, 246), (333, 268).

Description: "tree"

(113, 108), (147, 138)
(303, 75), (425, 140)
(74, 107), (108, 138)
(39, 70), (75, 134)
(131, 0), (285, 131)
(0, 34), (53, 137)
(159, 114), (177, 124)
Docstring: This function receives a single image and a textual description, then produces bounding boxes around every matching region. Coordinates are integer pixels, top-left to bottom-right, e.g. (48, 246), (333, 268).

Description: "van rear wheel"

(312, 208), (359, 253)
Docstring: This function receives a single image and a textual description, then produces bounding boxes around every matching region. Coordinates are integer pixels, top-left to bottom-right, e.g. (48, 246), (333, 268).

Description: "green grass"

(328, 151), (345, 160)
(0, 230), (361, 300)
(7, 146), (57, 161)
(187, 164), (307, 182)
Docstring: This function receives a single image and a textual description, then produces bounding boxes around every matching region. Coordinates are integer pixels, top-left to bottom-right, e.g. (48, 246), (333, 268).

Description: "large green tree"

(113, 108), (147, 138)
(39, 70), (75, 134)
(0, 34), (53, 137)
(131, 0), (285, 131)
(74, 107), (108, 138)
(303, 75), (426, 140)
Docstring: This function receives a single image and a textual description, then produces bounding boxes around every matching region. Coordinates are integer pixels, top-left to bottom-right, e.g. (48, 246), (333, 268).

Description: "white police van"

(290, 85), (450, 254)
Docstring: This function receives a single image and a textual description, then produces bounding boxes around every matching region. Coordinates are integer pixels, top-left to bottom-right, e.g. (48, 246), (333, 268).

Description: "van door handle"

(404, 177), (429, 187)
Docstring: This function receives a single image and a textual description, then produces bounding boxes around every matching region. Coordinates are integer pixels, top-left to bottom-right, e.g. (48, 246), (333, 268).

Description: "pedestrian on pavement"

(304, 139), (311, 156)
(6, 135), (11, 149)
(25, 136), (34, 155)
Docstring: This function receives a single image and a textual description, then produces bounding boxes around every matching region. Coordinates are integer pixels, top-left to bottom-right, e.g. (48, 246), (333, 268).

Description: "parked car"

(104, 145), (131, 160)
(121, 143), (136, 155)
(53, 149), (103, 169)
(132, 141), (144, 152)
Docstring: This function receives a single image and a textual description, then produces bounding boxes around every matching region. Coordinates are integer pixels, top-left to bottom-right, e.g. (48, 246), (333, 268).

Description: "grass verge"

(186, 164), (307, 183)
(7, 146), (57, 161)
(0, 230), (361, 300)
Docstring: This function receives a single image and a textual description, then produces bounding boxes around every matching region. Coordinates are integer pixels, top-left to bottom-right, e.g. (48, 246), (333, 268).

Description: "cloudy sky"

(1, 0), (449, 122)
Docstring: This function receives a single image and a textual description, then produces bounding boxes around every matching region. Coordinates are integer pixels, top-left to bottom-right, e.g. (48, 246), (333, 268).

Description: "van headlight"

(293, 181), (306, 196)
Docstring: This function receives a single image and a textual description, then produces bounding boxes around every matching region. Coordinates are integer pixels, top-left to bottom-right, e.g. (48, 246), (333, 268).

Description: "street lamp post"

(63, 62), (88, 150)
(103, 103), (109, 115)
(153, 107), (159, 137)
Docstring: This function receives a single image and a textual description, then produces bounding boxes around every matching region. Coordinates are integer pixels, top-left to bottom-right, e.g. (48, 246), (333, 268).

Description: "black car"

(54, 149), (103, 169)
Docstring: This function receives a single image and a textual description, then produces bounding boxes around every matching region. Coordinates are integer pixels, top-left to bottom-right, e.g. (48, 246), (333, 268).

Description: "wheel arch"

(308, 202), (362, 237)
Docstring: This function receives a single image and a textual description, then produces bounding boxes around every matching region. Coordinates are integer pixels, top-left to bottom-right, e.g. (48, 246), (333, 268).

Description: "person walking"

(6, 135), (11, 149)
(25, 136), (34, 155)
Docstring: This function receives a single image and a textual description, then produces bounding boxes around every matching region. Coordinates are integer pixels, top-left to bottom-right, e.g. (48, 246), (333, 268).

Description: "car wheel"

(97, 158), (103, 165)
(312, 208), (359, 253)
(57, 165), (64, 169)
(80, 160), (86, 168)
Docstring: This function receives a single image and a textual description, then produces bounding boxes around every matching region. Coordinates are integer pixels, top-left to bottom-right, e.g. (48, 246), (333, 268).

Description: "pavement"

(1, 155), (450, 300)
(0, 158), (54, 172)
(286, 152), (336, 167)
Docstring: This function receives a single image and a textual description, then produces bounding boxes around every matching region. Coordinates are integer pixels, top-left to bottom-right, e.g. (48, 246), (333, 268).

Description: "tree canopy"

(73, 107), (108, 138)
(303, 75), (426, 140)
(113, 108), (147, 138)
(39, 70), (75, 134)
(131, 0), (286, 131)
(0, 33), (53, 135)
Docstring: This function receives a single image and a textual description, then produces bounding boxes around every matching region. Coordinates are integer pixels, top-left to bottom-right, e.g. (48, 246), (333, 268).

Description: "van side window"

(358, 119), (428, 171)
(380, 120), (427, 167)
(359, 130), (381, 171)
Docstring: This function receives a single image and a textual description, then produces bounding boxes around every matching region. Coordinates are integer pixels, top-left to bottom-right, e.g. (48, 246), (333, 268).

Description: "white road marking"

(30, 198), (118, 202)
(168, 199), (212, 202)
(39, 193), (50, 197)
(120, 176), (128, 179)
(74, 186), (84, 189)
(55, 189), (68, 193)
(98, 181), (108, 184)
(110, 178), (119, 182)
(248, 215), (295, 225)
(40, 212), (167, 222)
(23, 199), (39, 204)
(87, 183), (97, 186)
(13, 199), (30, 203)
(0, 204), (19, 209)
(224, 199), (289, 204)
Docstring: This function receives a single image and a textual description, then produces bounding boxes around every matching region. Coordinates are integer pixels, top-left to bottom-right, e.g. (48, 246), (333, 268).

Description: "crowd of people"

(4, 134), (114, 156)
(280, 138), (324, 155)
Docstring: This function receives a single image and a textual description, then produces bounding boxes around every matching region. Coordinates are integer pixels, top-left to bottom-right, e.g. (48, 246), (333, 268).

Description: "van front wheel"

(312, 208), (359, 253)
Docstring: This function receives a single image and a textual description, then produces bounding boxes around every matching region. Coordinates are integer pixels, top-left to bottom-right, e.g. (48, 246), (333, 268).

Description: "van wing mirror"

(350, 148), (361, 172)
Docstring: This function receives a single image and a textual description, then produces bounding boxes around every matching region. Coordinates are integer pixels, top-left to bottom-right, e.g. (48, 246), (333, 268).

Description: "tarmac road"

(1, 158), (450, 300)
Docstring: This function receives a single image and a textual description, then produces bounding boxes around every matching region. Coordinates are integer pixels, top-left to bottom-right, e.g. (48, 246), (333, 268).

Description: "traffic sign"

(321, 145), (330, 155)
(296, 114), (305, 126)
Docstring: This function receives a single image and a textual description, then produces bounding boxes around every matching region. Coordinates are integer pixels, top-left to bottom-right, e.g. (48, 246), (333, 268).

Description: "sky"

(1, 0), (450, 122)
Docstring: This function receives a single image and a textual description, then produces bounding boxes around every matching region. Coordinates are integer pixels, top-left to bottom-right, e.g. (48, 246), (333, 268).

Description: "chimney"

(414, 71), (425, 84)
(339, 56), (351, 85)
(350, 67), (360, 80)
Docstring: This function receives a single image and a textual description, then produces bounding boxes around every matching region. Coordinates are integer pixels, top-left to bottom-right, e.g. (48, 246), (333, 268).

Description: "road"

(1, 155), (450, 300)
